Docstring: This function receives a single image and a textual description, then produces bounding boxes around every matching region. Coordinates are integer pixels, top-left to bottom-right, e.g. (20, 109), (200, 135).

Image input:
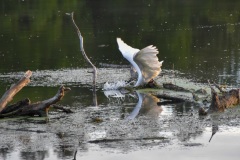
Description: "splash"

(104, 90), (125, 99)
(103, 80), (130, 99)
(103, 80), (128, 90)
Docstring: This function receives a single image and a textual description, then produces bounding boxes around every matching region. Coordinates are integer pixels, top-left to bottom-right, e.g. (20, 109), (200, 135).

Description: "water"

(1, 0), (240, 160)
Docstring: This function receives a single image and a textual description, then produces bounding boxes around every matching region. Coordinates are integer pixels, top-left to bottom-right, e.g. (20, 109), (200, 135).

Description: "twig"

(70, 12), (97, 87)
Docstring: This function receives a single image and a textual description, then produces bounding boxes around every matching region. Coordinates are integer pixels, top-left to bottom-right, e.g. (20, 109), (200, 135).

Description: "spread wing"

(116, 38), (140, 61)
(133, 45), (163, 82)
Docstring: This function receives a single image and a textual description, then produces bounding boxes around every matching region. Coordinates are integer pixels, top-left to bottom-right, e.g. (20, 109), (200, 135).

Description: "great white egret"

(116, 38), (163, 87)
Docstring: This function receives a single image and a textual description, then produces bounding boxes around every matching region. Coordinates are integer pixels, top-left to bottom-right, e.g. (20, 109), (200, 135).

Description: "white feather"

(117, 38), (163, 86)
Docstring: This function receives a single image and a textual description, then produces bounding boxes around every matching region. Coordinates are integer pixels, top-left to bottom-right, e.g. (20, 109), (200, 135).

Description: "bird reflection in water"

(104, 90), (162, 119)
(126, 91), (162, 120)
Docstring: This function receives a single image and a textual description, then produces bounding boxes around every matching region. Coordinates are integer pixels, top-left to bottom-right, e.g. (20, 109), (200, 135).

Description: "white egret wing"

(133, 45), (163, 83)
(116, 38), (140, 61)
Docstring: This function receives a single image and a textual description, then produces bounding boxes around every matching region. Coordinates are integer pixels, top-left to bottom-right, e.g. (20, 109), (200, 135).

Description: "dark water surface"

(1, 1), (240, 160)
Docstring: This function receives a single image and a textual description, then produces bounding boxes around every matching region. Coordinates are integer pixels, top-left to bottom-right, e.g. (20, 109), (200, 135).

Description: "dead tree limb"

(0, 98), (30, 114)
(70, 12), (97, 87)
(0, 70), (32, 112)
(0, 86), (71, 118)
(69, 12), (98, 106)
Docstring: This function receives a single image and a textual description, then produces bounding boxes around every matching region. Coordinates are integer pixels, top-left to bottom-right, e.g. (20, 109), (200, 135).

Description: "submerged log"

(0, 70), (71, 118)
(0, 98), (30, 114)
(0, 70), (32, 112)
(0, 86), (71, 118)
(156, 94), (185, 103)
(163, 82), (190, 92)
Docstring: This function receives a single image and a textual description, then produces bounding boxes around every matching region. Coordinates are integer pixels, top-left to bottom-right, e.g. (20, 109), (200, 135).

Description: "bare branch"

(69, 12), (98, 106)
(70, 12), (97, 87)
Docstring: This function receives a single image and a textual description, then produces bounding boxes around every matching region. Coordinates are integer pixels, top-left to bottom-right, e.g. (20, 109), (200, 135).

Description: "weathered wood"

(0, 70), (32, 112)
(70, 12), (98, 106)
(0, 98), (30, 114)
(0, 86), (71, 118)
(70, 12), (97, 87)
(18, 86), (71, 116)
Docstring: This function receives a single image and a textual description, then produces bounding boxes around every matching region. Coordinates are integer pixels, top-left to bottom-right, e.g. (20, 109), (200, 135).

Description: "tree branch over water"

(69, 12), (97, 87)
(69, 12), (98, 106)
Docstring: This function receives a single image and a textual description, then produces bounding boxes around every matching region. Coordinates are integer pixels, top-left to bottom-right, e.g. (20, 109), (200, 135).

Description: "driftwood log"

(0, 70), (32, 112)
(0, 70), (71, 118)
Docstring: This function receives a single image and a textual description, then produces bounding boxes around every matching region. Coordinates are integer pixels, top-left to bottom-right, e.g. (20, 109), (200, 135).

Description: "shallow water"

(1, 69), (240, 160)
(1, 0), (240, 160)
